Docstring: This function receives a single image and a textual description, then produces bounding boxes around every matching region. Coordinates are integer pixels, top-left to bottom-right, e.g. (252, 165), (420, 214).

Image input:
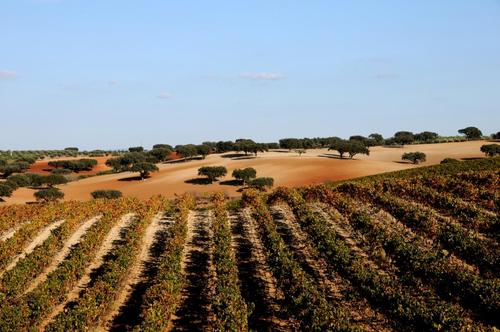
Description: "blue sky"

(1, 0), (499, 150)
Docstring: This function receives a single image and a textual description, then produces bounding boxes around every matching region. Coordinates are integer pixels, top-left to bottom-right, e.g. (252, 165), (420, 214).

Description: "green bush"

(249, 177), (274, 190)
(91, 190), (123, 199)
(440, 158), (460, 164)
(34, 188), (64, 202)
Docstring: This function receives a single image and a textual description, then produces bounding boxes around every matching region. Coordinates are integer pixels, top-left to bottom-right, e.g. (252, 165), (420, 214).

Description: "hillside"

(3, 140), (486, 204)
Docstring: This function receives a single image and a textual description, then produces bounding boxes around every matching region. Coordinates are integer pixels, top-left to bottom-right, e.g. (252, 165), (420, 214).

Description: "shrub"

(51, 168), (72, 175)
(402, 152), (427, 164)
(480, 144), (500, 157)
(34, 188), (64, 202)
(91, 190), (123, 199)
(198, 166), (227, 183)
(249, 177), (274, 191)
(441, 158), (460, 164)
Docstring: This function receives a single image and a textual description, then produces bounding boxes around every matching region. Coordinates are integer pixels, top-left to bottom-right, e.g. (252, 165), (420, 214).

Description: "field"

(2, 140), (486, 204)
(0, 157), (498, 331)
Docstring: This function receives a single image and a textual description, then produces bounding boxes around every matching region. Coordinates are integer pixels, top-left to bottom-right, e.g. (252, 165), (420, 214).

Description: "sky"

(1, 0), (499, 150)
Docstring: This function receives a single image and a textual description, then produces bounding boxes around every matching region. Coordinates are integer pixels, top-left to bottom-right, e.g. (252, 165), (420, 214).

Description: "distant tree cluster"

(106, 152), (159, 180)
(329, 140), (370, 159)
(491, 132), (500, 140)
(48, 159), (98, 172)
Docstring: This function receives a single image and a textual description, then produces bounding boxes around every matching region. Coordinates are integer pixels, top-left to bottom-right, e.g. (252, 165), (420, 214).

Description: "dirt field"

(2, 141), (487, 204)
(27, 156), (111, 176)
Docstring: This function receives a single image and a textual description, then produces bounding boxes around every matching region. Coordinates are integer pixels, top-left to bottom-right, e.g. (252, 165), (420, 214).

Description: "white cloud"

(239, 72), (285, 81)
(0, 70), (18, 79)
(157, 91), (172, 99)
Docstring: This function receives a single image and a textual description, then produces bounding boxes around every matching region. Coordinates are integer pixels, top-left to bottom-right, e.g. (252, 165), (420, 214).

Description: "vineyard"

(0, 157), (498, 331)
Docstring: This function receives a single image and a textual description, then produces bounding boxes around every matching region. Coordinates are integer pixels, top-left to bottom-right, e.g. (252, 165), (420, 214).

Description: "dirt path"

(24, 216), (101, 295)
(171, 209), (214, 331)
(99, 212), (165, 331)
(0, 219), (65, 278)
(38, 213), (135, 331)
(272, 205), (393, 331)
(0, 221), (29, 242)
(229, 209), (291, 331)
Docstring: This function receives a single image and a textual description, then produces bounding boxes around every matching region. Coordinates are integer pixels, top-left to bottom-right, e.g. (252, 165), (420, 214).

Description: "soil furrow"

(171, 209), (214, 331)
(24, 216), (101, 295)
(240, 208), (295, 331)
(98, 212), (165, 330)
(109, 212), (176, 331)
(38, 213), (135, 330)
(0, 221), (29, 242)
(0, 219), (65, 278)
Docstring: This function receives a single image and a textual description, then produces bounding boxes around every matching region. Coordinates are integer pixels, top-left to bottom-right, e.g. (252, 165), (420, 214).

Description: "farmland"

(0, 157), (498, 331)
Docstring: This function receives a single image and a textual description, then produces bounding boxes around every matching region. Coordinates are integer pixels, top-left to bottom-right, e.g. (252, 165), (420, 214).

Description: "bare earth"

(3, 141), (486, 204)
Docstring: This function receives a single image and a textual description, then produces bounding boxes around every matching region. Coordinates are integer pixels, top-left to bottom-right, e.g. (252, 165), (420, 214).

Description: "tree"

(393, 131), (415, 145)
(368, 133), (385, 146)
(34, 188), (64, 202)
(249, 143), (268, 156)
(196, 144), (212, 159)
(0, 161), (30, 178)
(0, 183), (14, 201)
(329, 140), (369, 159)
(48, 159), (97, 172)
(91, 190), (122, 199)
(152, 144), (173, 150)
(64, 147), (79, 152)
(328, 140), (350, 159)
(458, 127), (482, 140)
(215, 141), (235, 153)
(130, 162), (159, 180)
(492, 132), (500, 140)
(249, 177), (274, 191)
(149, 148), (172, 162)
(235, 139), (260, 155)
(198, 166), (227, 183)
(232, 167), (257, 184)
(295, 149), (306, 156)
(346, 141), (370, 158)
(176, 144), (198, 161)
(414, 131), (439, 143)
(480, 144), (500, 157)
(279, 138), (302, 150)
(129, 146), (144, 153)
(402, 152), (426, 164)
(43, 174), (68, 187)
(6, 174), (31, 188)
